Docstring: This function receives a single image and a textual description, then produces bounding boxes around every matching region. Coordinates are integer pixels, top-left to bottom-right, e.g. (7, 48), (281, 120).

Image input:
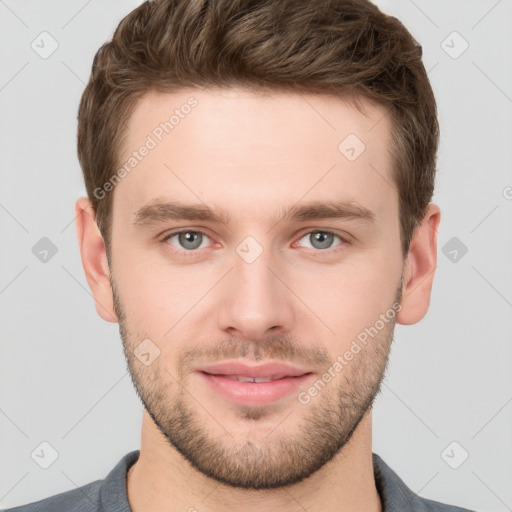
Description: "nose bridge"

(216, 240), (295, 338)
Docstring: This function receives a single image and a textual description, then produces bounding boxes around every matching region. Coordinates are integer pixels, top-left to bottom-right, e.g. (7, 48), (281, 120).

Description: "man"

(4, 0), (478, 511)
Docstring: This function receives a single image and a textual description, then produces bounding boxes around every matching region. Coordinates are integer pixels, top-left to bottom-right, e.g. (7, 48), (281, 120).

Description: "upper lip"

(197, 361), (312, 379)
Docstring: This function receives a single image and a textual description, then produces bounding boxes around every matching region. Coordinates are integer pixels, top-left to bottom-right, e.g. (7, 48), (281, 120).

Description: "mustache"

(179, 336), (331, 373)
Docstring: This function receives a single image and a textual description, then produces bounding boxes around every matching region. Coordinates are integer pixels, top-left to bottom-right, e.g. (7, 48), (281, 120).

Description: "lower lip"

(198, 372), (315, 407)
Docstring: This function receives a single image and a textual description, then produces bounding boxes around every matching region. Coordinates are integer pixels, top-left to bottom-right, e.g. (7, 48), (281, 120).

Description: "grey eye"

(299, 231), (341, 250)
(168, 231), (208, 250)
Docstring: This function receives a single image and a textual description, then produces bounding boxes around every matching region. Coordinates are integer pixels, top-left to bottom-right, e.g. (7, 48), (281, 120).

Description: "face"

(108, 87), (405, 489)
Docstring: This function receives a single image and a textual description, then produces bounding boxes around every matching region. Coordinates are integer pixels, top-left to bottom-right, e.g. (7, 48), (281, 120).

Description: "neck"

(126, 410), (381, 512)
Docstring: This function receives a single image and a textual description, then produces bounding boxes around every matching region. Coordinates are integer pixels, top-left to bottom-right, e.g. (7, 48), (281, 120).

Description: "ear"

(75, 197), (118, 323)
(396, 203), (441, 325)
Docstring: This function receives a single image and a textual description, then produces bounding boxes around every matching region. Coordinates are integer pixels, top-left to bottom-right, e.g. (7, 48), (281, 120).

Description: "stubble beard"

(112, 275), (401, 489)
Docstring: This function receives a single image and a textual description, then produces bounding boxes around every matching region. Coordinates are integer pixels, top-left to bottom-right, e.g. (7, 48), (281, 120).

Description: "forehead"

(113, 87), (395, 224)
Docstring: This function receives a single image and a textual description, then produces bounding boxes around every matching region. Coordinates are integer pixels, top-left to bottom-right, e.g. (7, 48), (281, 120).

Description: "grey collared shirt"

(2, 451), (477, 512)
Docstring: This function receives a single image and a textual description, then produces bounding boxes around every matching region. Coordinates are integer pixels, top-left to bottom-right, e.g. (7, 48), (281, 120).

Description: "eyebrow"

(132, 198), (376, 227)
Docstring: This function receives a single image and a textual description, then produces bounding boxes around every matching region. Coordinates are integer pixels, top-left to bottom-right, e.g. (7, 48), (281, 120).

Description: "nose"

(216, 247), (296, 341)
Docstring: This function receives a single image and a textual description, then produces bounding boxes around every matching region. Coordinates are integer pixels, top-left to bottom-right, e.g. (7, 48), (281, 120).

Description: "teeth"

(225, 375), (276, 383)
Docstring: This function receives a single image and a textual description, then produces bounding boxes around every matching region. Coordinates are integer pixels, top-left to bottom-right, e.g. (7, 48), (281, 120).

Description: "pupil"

(180, 231), (201, 249)
(312, 231), (332, 249)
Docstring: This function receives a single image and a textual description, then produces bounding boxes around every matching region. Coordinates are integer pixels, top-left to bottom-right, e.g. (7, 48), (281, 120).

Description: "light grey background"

(1, 1), (511, 510)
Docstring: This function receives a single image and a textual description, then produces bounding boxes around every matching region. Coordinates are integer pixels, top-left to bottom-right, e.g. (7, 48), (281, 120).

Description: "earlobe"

(396, 203), (441, 326)
(74, 197), (118, 323)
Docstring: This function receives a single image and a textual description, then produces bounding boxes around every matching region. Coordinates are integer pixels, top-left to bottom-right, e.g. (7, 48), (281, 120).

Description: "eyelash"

(161, 229), (350, 257)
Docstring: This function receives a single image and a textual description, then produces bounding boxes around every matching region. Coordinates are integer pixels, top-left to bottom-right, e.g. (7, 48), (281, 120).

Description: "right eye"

(163, 230), (213, 252)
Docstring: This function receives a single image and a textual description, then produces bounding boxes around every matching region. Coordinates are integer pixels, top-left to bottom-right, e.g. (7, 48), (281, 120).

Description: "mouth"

(215, 374), (296, 383)
(195, 361), (315, 407)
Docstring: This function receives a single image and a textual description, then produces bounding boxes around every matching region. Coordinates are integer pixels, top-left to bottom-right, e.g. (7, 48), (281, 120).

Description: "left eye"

(296, 230), (343, 250)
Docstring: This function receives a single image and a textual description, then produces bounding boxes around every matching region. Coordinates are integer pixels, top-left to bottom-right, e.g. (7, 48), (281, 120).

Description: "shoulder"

(1, 480), (102, 512)
(413, 495), (477, 512)
(2, 450), (139, 512)
(372, 452), (478, 512)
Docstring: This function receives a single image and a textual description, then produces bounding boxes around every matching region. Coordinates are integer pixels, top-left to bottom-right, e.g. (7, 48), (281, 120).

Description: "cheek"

(112, 246), (196, 337)
(303, 255), (401, 346)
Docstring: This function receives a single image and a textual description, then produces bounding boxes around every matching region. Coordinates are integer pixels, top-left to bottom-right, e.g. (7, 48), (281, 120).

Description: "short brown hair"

(77, 0), (438, 258)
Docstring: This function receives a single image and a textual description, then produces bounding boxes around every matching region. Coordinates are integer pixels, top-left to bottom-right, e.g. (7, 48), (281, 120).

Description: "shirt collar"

(98, 450), (435, 512)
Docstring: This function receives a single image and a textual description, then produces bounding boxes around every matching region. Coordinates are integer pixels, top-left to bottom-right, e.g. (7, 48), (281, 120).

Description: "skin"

(75, 87), (440, 512)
